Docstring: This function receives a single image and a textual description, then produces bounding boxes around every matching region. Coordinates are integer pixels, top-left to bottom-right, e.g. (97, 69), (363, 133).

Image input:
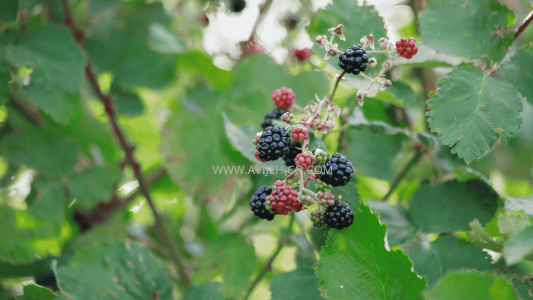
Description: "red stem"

(514, 10), (533, 40)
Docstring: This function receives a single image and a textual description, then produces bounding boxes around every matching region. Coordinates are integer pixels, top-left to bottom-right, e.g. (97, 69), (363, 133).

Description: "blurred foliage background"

(0, 0), (533, 299)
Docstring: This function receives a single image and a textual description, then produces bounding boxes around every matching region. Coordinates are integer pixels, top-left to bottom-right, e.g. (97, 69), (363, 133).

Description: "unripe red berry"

(271, 87), (296, 108)
(292, 48), (311, 62)
(291, 127), (309, 142)
(295, 153), (314, 169)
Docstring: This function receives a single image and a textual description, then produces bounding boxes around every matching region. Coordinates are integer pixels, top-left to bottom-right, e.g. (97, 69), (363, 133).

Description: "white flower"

(324, 43), (341, 60)
(327, 24), (346, 41)
(315, 35), (328, 48)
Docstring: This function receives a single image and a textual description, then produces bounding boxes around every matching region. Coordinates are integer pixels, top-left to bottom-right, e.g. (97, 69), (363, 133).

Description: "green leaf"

(110, 84), (145, 117)
(419, 0), (514, 62)
(270, 267), (323, 300)
(500, 46), (533, 105)
(85, 2), (175, 89)
(427, 67), (523, 164)
(497, 213), (531, 238)
(177, 50), (233, 91)
(28, 179), (65, 235)
(503, 226), (533, 265)
(52, 239), (172, 300)
(342, 127), (403, 181)
(194, 234), (257, 297)
(0, 0), (19, 23)
(0, 59), (10, 104)
(334, 181), (359, 209)
(148, 23), (184, 54)
(408, 180), (499, 233)
(394, 44), (464, 68)
(17, 284), (56, 300)
(223, 113), (259, 163)
(424, 270), (519, 300)
(376, 81), (416, 108)
(2, 129), (78, 177)
(409, 236), (491, 287)
(2, 25), (87, 124)
(348, 106), (440, 150)
(467, 219), (504, 252)
(367, 201), (417, 247)
(66, 166), (122, 210)
(505, 195), (533, 218)
(316, 201), (426, 300)
(182, 282), (224, 300)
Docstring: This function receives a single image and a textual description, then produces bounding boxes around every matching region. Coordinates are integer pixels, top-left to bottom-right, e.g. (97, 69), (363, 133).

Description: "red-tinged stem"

(59, 0), (191, 288)
(515, 10), (533, 40)
(8, 94), (42, 127)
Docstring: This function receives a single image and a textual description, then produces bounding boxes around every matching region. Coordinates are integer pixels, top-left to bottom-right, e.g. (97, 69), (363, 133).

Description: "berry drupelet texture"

(262, 108), (288, 130)
(282, 141), (302, 167)
(257, 125), (291, 161)
(324, 200), (354, 229)
(271, 87), (296, 109)
(269, 181), (306, 215)
(250, 186), (276, 221)
(396, 38), (418, 59)
(338, 44), (369, 75)
(318, 153), (354, 187)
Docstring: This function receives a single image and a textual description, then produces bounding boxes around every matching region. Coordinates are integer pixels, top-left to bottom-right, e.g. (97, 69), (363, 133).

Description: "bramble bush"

(0, 0), (533, 299)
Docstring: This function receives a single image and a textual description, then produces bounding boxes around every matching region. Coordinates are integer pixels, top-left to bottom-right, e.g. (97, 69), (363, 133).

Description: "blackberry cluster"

(261, 108), (287, 130)
(231, 0), (246, 12)
(318, 153), (354, 187)
(324, 200), (354, 229)
(257, 125), (291, 161)
(338, 44), (369, 75)
(282, 141), (302, 167)
(250, 186), (276, 221)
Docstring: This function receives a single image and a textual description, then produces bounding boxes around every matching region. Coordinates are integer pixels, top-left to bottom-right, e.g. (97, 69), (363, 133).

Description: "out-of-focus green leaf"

(316, 201), (426, 300)
(52, 239), (172, 300)
(0, 0), (19, 23)
(28, 178), (65, 235)
(409, 236), (491, 287)
(342, 127), (403, 181)
(468, 219), (504, 252)
(427, 67), (522, 164)
(194, 234), (257, 298)
(497, 213), (531, 238)
(223, 113), (258, 163)
(182, 282), (224, 300)
(85, 2), (175, 89)
(334, 181), (359, 209)
(394, 44), (464, 68)
(408, 180), (499, 233)
(17, 284), (56, 300)
(270, 267), (323, 300)
(0, 59), (10, 104)
(148, 23), (184, 54)
(66, 166), (122, 210)
(505, 195), (533, 218)
(503, 226), (533, 265)
(177, 50), (232, 91)
(500, 46), (533, 104)
(420, 0), (514, 62)
(110, 84), (145, 117)
(424, 270), (519, 300)
(367, 200), (417, 247)
(1, 26), (87, 124)
(2, 129), (78, 177)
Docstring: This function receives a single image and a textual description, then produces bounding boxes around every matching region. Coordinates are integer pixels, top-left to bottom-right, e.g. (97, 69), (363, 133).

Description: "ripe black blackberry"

(261, 108), (287, 130)
(250, 186), (276, 221)
(282, 141), (302, 167)
(338, 44), (369, 75)
(318, 153), (354, 187)
(257, 125), (291, 161)
(324, 200), (354, 230)
(231, 0), (246, 12)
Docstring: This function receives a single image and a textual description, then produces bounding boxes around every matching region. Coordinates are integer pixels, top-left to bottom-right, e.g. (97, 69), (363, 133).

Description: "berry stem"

(243, 212), (296, 300)
(381, 148), (423, 201)
(60, 0), (191, 288)
(514, 10), (533, 40)
(329, 70), (346, 102)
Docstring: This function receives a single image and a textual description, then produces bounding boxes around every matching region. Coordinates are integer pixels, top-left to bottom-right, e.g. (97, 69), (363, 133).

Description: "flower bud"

(357, 91), (365, 106)
(383, 60), (392, 69)
(316, 35), (327, 48)
(378, 37), (389, 49)
(369, 57), (378, 68)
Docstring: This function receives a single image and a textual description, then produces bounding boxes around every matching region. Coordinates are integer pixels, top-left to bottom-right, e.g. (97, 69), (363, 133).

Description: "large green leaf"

(427, 67), (522, 164)
(28, 178), (65, 235)
(194, 234), (257, 298)
(2, 129), (78, 177)
(500, 46), (533, 105)
(17, 284), (56, 300)
(316, 201), (426, 300)
(66, 166), (122, 210)
(182, 282), (224, 300)
(467, 219), (504, 252)
(0, 59), (10, 104)
(419, 0), (514, 62)
(1, 26), (87, 124)
(497, 213), (531, 238)
(409, 236), (491, 287)
(0, 0), (19, 23)
(85, 2), (175, 89)
(342, 127), (403, 181)
(408, 180), (499, 233)
(503, 226), (533, 265)
(177, 50), (233, 91)
(270, 267), (323, 300)
(52, 239), (172, 300)
(423, 270), (519, 300)
(505, 195), (533, 218)
(367, 201), (417, 247)
(394, 44), (464, 68)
